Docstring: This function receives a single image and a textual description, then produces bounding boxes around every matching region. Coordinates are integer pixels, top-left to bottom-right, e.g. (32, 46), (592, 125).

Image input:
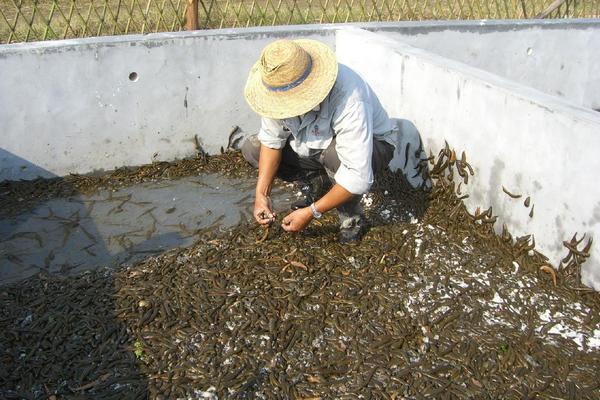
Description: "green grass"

(1, 0), (598, 44)
(0, 0), (186, 43)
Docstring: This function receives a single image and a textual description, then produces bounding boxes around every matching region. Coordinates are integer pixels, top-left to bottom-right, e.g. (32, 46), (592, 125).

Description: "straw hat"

(244, 39), (338, 120)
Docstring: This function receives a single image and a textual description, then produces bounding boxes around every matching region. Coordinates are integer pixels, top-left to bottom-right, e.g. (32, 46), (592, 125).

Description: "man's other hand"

(281, 207), (313, 232)
(254, 194), (276, 226)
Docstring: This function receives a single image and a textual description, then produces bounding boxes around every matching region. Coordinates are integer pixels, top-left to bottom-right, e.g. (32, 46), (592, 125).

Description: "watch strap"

(310, 203), (322, 219)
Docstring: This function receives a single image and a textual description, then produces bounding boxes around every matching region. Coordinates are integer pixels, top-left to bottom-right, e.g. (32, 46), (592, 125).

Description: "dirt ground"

(1, 150), (599, 399)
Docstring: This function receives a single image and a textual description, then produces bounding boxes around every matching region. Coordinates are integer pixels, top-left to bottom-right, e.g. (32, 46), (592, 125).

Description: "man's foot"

(337, 195), (366, 243)
(339, 224), (366, 243)
(338, 215), (367, 243)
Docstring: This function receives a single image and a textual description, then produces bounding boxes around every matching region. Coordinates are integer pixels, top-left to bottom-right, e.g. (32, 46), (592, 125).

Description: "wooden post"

(186, 0), (199, 30)
(534, 0), (568, 19)
(519, 0), (528, 18)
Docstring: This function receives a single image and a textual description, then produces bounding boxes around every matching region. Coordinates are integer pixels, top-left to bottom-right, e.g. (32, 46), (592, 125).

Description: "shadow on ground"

(0, 270), (149, 399)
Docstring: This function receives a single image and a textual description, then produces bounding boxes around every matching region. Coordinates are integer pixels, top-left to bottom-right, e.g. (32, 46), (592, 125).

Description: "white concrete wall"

(2, 20), (599, 181)
(0, 26), (337, 180)
(336, 28), (600, 289)
(376, 20), (600, 110)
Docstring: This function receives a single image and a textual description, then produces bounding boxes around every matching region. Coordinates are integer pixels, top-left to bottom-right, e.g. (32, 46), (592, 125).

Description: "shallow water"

(0, 173), (293, 285)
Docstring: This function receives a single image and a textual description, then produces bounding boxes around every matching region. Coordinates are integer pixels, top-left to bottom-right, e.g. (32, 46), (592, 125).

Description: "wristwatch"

(310, 203), (322, 219)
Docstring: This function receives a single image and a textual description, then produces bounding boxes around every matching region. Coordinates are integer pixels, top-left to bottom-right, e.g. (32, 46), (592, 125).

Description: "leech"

(502, 186), (522, 199)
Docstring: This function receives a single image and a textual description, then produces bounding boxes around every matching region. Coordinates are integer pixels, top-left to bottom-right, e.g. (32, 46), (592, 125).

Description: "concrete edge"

(360, 18), (600, 33)
(0, 25), (340, 55)
(2, 18), (600, 55)
(337, 27), (600, 121)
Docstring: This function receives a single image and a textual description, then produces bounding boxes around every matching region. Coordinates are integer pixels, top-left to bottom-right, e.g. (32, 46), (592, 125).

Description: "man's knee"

(320, 138), (393, 176)
(241, 134), (261, 168)
(373, 140), (395, 173)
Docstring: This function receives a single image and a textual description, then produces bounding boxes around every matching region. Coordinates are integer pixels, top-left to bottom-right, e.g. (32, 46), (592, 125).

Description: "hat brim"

(244, 39), (338, 120)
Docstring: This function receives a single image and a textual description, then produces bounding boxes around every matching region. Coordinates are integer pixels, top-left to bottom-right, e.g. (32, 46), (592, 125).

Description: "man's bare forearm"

(256, 145), (282, 197)
(313, 184), (354, 214)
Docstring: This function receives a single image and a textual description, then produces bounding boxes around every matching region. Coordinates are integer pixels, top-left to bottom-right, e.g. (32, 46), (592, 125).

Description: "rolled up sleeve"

(332, 100), (374, 195)
(257, 118), (290, 150)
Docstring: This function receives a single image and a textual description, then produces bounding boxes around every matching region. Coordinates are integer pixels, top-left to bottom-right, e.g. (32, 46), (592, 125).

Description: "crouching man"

(241, 39), (396, 242)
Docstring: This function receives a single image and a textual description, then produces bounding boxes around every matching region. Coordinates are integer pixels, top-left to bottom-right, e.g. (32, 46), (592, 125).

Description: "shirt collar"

(282, 94), (332, 130)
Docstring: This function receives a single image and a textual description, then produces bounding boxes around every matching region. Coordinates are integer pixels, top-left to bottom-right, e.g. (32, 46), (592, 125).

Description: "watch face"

(311, 203), (322, 219)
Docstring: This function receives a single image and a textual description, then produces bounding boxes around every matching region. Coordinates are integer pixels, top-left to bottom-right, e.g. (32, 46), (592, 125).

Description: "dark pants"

(241, 135), (395, 228)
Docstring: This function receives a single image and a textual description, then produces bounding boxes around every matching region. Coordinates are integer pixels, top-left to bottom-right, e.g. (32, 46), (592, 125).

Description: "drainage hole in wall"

(129, 72), (139, 82)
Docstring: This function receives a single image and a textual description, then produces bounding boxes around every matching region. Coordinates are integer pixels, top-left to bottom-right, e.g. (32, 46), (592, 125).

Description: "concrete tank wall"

(2, 20), (598, 181)
(0, 26), (337, 181)
(375, 20), (600, 110)
(336, 28), (600, 290)
(3, 20), (600, 181)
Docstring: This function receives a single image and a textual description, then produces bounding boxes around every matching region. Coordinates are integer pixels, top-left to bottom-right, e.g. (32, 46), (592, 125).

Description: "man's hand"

(254, 194), (276, 226)
(281, 207), (313, 232)
(253, 144), (281, 227)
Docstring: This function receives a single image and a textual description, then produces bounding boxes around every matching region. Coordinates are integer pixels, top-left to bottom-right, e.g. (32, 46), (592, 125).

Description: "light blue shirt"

(257, 64), (396, 194)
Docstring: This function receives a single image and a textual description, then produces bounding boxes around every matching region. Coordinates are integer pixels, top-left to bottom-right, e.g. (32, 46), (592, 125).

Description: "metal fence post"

(186, 0), (199, 30)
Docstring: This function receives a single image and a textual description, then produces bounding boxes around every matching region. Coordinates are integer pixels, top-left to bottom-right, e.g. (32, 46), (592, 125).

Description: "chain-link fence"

(1, 0), (598, 44)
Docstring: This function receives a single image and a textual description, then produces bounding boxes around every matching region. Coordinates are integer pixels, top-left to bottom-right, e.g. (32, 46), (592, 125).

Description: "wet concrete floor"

(0, 173), (293, 285)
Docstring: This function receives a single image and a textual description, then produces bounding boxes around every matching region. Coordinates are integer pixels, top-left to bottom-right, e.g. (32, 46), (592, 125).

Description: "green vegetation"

(0, 0), (185, 43)
(1, 0), (598, 44)
(133, 340), (146, 361)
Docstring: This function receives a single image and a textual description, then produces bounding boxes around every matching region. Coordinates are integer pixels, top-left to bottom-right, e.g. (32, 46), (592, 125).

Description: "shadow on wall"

(0, 148), (57, 181)
(0, 148), (151, 397)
